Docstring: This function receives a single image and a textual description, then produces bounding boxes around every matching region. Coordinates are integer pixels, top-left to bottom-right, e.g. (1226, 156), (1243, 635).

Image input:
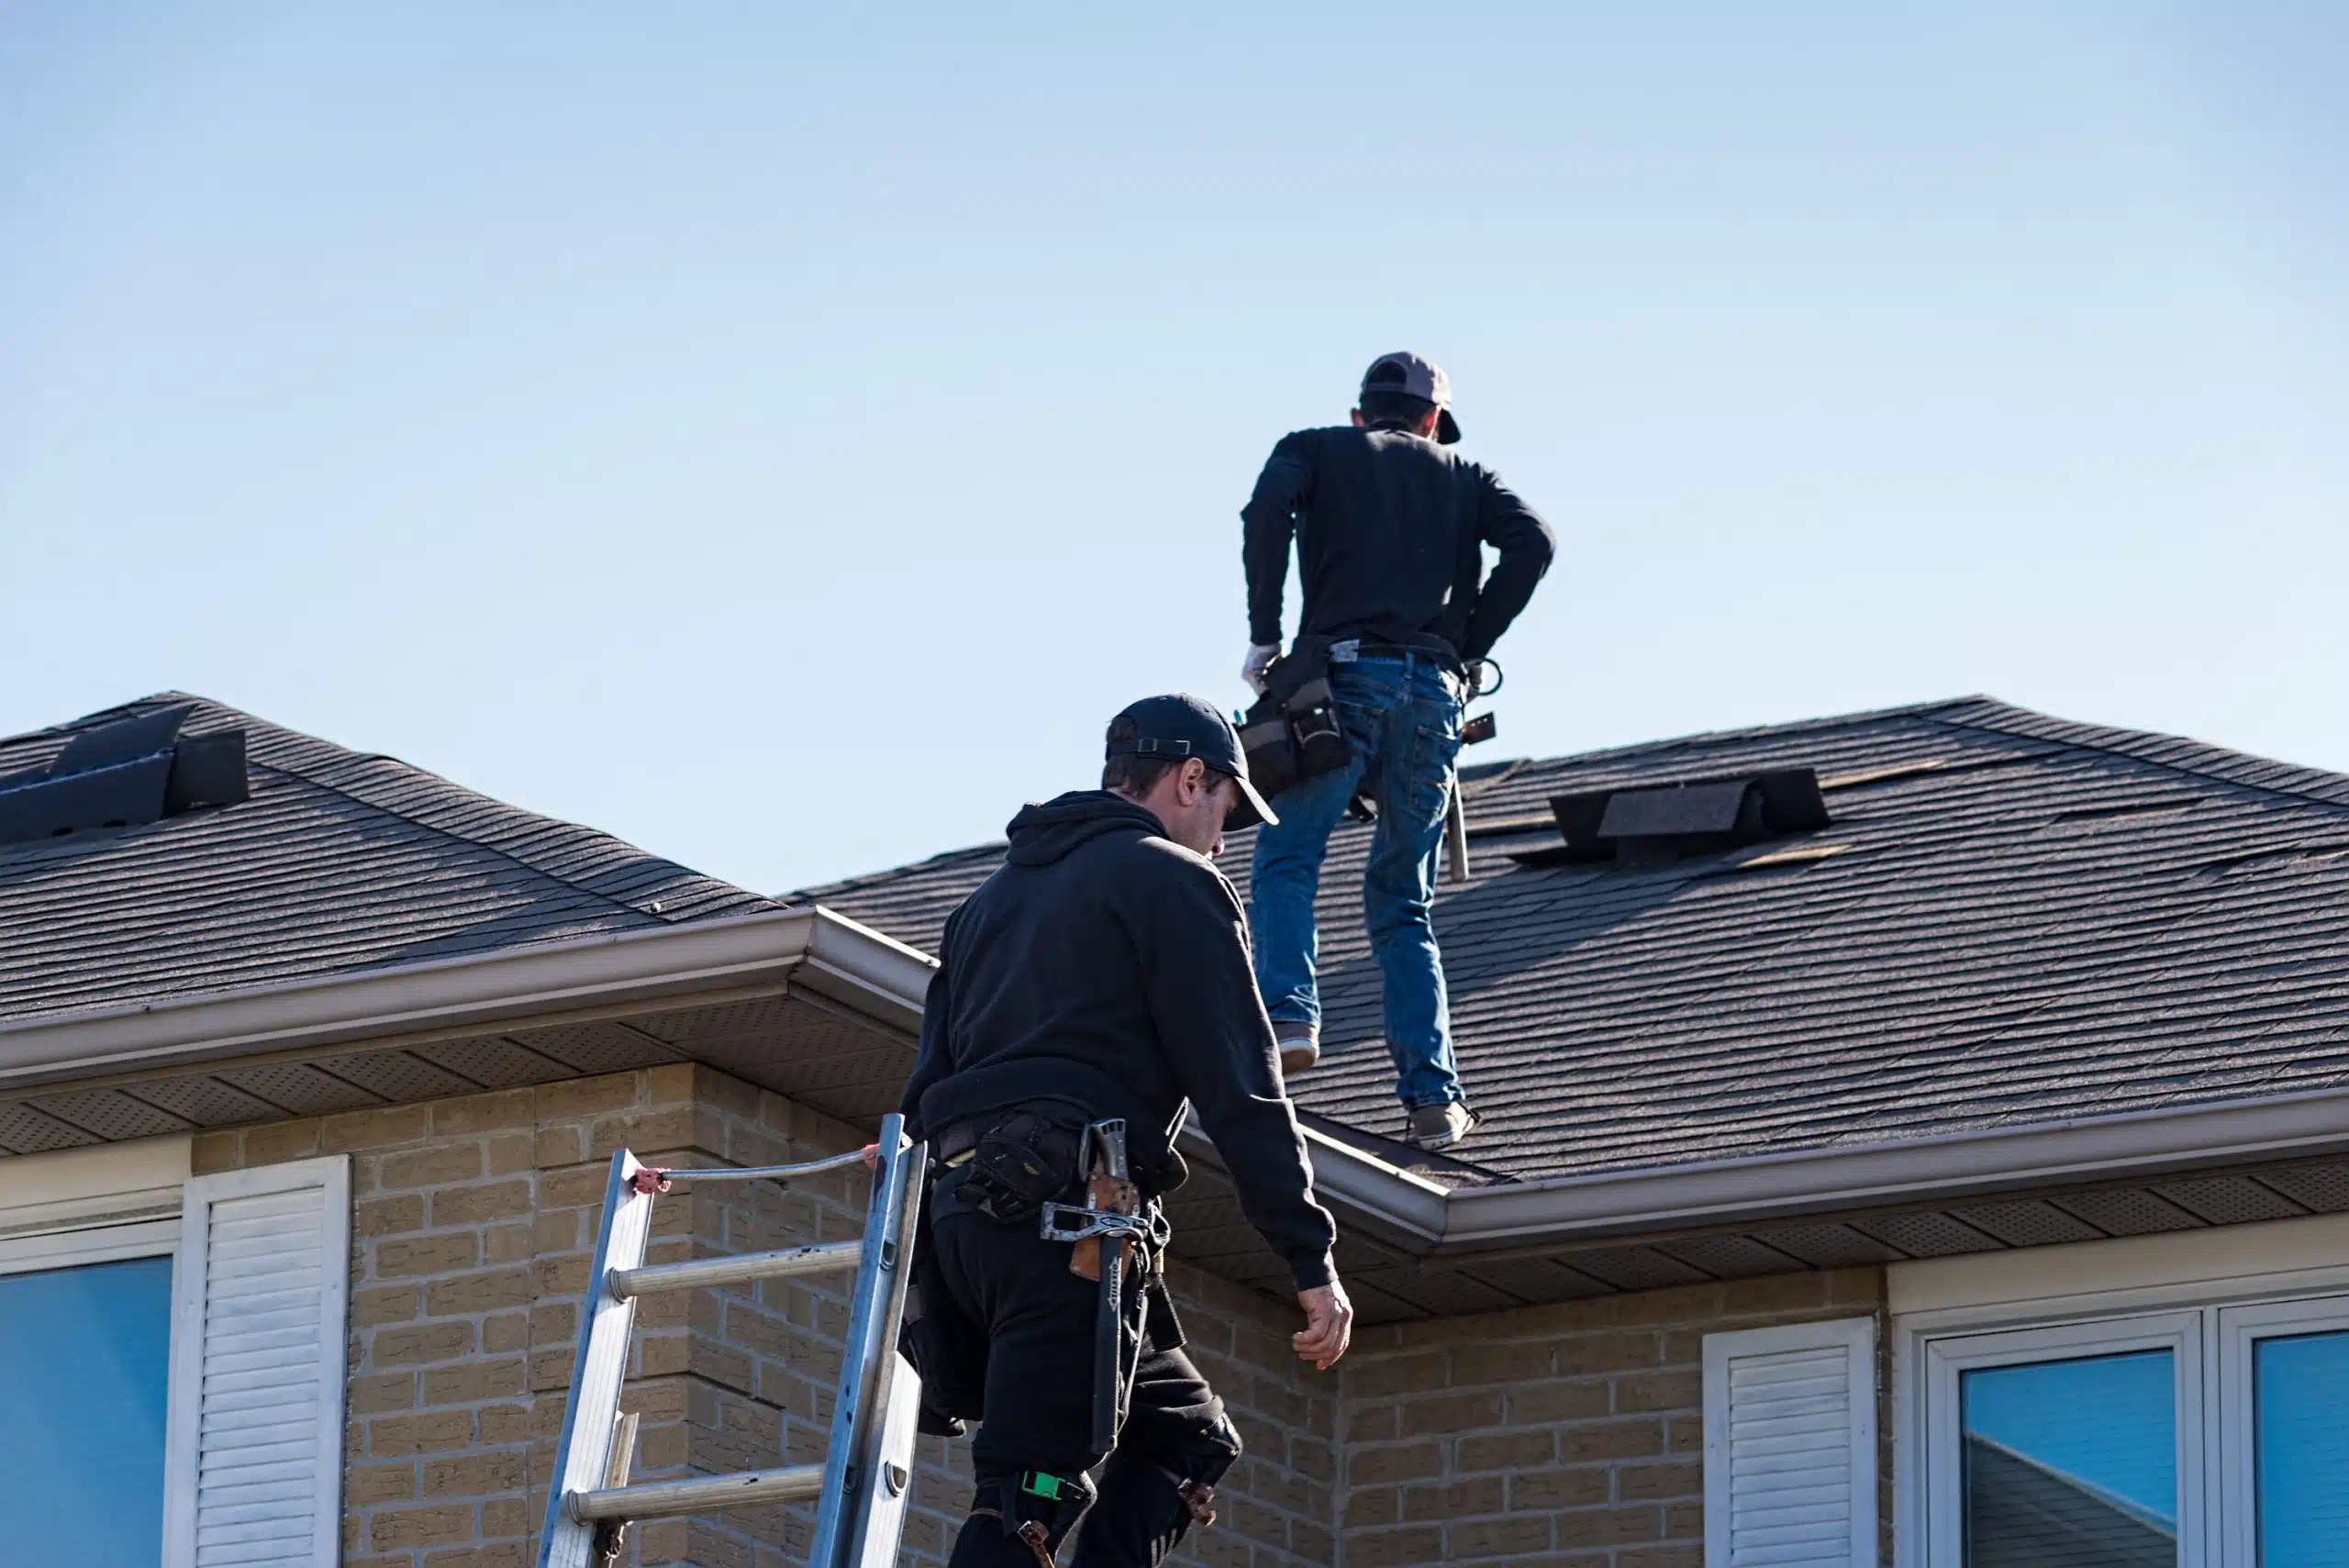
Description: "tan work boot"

(1405, 1101), (1479, 1151)
(1276, 1029), (1319, 1076)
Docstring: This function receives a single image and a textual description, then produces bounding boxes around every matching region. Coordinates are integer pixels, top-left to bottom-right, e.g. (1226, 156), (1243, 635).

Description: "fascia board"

(794, 908), (936, 1038)
(1174, 1118), (1449, 1250)
(1436, 1083), (2349, 1252)
(0, 908), (928, 1090)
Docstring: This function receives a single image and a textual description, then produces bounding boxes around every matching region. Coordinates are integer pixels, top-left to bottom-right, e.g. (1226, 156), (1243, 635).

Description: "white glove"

(1241, 643), (1281, 695)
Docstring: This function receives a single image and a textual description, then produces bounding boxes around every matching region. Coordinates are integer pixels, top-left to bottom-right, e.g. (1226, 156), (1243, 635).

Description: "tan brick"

(351, 1372), (418, 1415)
(1346, 1442), (1442, 1486)
(1555, 1505), (1662, 1548)
(534, 1075), (640, 1122)
(479, 1496), (530, 1539)
(1664, 1499), (1702, 1537)
(644, 1062), (697, 1104)
(483, 1312), (529, 1355)
(426, 1266), (533, 1317)
(1509, 1467), (1610, 1509)
(1619, 1458), (1702, 1501)
(1344, 1526), (1443, 1567)
(1351, 1351), (1447, 1398)
(376, 1233), (479, 1278)
(1403, 1476), (1505, 1520)
(422, 1358), (528, 1406)
(1401, 1391), (1504, 1436)
(1507, 1380), (1610, 1424)
(1344, 1487), (1400, 1529)
(482, 1220), (532, 1264)
(245, 1119), (323, 1164)
(356, 1195), (425, 1238)
(537, 1163), (608, 1208)
(475, 1401), (540, 1445)
(353, 1284), (422, 1328)
(1620, 1547), (1704, 1568)
(190, 1130), (242, 1174)
(432, 1087), (535, 1136)
(370, 1409), (475, 1456)
(1449, 1514), (1552, 1559)
(347, 1461), (417, 1506)
(373, 1321), (476, 1366)
(1559, 1418), (1667, 1463)
(1449, 1340), (1555, 1385)
(1616, 1369), (1702, 1414)
(587, 1106), (697, 1160)
(380, 1142), (485, 1191)
(425, 1547), (531, 1568)
(420, 1448), (529, 1497)
(369, 1502), (474, 1549)
(429, 1179), (532, 1227)
(1457, 1429), (1554, 1473)
(534, 1126), (584, 1167)
(322, 1104), (432, 1153)
(485, 1131), (535, 1175)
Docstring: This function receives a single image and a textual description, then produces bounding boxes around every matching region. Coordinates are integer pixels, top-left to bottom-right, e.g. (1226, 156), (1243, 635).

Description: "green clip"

(1019, 1471), (1065, 1501)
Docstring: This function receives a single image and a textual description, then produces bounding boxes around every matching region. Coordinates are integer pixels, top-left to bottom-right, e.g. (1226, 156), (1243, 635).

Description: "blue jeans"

(1247, 652), (1465, 1109)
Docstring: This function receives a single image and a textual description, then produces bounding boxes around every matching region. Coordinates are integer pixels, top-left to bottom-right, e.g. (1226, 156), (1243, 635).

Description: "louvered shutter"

(163, 1156), (351, 1568)
(1702, 1317), (1878, 1568)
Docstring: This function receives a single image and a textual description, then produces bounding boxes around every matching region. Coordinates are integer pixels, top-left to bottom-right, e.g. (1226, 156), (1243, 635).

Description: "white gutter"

(1435, 1083), (2349, 1254)
(0, 907), (930, 1092)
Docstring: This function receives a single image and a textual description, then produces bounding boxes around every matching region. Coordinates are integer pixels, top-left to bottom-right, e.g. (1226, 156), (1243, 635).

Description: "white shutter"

(1703, 1316), (1878, 1568)
(163, 1156), (350, 1568)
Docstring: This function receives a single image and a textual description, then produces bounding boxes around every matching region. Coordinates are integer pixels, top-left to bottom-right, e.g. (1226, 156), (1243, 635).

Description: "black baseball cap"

(1106, 693), (1280, 830)
(1360, 350), (1462, 444)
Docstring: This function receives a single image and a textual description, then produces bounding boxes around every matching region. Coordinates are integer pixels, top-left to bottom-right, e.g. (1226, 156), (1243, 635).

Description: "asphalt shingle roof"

(0, 694), (779, 1025)
(796, 697), (2349, 1185)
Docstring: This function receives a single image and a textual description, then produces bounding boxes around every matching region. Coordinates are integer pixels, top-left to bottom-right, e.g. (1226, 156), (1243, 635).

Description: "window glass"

(2254, 1329), (2349, 1568)
(0, 1255), (173, 1567)
(1960, 1349), (2177, 1567)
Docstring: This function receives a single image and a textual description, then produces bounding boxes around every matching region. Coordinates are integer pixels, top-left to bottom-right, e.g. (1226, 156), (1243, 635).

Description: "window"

(1908, 1291), (2349, 1565)
(0, 1140), (349, 1568)
(0, 1240), (177, 1565)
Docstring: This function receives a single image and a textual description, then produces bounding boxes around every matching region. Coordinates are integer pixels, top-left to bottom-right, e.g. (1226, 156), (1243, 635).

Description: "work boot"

(1405, 1100), (1479, 1151)
(1275, 1028), (1319, 1076)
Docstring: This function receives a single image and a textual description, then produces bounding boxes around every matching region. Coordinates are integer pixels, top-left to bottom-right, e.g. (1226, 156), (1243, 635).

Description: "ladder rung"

(607, 1240), (865, 1299)
(569, 1462), (826, 1522)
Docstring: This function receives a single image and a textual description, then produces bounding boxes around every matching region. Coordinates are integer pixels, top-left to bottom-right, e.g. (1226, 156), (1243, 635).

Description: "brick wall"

(189, 1063), (1335, 1568)
(1334, 1270), (1888, 1568)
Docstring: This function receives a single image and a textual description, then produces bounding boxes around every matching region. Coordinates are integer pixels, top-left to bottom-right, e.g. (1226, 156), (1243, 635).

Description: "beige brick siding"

(191, 1063), (1334, 1568)
(1335, 1270), (1889, 1568)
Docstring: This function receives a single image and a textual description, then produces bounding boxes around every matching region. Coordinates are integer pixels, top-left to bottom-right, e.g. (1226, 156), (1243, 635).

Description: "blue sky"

(4, 3), (2343, 893)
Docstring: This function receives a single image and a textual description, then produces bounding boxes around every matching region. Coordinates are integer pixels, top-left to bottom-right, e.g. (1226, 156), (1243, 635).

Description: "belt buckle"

(1330, 639), (1360, 663)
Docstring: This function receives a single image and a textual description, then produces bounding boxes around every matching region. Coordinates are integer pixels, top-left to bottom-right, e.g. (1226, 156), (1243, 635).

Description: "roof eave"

(0, 906), (932, 1092)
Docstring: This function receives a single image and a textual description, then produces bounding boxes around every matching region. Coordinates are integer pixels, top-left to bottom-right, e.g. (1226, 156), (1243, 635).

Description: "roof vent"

(0, 705), (249, 848)
(1515, 767), (1831, 868)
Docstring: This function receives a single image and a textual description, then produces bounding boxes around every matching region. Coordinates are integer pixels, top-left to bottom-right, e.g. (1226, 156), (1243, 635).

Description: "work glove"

(1241, 643), (1280, 695)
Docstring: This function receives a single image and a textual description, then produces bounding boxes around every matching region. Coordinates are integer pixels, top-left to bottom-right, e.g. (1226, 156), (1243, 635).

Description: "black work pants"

(928, 1174), (1240, 1565)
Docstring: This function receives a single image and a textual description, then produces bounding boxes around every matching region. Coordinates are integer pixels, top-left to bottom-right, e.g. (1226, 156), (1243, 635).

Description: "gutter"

(0, 907), (930, 1093)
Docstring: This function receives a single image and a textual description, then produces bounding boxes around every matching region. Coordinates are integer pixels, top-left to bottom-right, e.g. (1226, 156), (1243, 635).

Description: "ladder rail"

(537, 1152), (659, 1568)
(807, 1120), (924, 1568)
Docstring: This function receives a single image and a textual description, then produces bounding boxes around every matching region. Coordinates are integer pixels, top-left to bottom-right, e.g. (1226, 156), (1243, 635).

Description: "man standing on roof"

(897, 694), (1353, 1568)
(1240, 352), (1555, 1151)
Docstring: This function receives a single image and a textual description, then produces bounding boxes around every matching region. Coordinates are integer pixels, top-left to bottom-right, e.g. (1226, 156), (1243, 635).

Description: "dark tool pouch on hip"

(1239, 635), (1348, 800)
(953, 1104), (1085, 1226)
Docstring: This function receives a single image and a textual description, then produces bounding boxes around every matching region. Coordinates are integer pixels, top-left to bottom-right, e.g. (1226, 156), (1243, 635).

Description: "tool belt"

(1238, 635), (1349, 800)
(937, 1102), (1088, 1226)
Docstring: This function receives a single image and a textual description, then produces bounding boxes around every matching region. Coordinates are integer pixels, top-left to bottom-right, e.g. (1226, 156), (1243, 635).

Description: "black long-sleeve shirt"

(898, 791), (1339, 1291)
(1242, 424), (1554, 664)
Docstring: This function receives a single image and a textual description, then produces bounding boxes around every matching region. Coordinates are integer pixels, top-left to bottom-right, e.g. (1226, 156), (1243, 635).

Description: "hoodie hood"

(1004, 790), (1165, 867)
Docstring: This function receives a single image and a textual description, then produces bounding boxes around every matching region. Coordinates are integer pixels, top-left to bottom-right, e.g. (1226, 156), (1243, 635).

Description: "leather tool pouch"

(959, 1106), (1085, 1225)
(1069, 1169), (1141, 1284)
(1239, 636), (1348, 800)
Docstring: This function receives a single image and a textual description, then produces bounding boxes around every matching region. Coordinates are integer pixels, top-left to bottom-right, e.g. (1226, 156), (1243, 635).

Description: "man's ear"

(1349, 408), (1366, 428)
(1183, 757), (1211, 797)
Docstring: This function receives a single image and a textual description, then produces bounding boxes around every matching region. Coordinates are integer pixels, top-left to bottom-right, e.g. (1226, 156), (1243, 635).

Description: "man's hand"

(1293, 1279), (1354, 1371)
(1241, 643), (1280, 695)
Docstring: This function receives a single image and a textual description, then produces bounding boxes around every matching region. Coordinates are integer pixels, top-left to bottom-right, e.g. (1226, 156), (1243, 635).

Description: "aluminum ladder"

(536, 1114), (930, 1568)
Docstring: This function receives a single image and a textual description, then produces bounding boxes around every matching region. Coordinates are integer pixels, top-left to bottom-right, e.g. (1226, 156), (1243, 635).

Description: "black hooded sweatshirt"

(898, 791), (1338, 1291)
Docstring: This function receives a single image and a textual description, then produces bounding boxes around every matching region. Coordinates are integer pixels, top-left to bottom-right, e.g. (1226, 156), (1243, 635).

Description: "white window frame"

(1892, 1211), (2349, 1568)
(1916, 1308), (2205, 1567)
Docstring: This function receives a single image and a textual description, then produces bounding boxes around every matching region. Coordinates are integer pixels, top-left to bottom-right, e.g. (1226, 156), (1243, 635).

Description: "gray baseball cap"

(1360, 350), (1462, 444)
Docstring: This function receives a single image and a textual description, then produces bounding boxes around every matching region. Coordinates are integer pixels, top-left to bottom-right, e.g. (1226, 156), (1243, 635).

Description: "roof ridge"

(39, 692), (776, 924)
(792, 839), (1010, 903)
(1928, 698), (2349, 814)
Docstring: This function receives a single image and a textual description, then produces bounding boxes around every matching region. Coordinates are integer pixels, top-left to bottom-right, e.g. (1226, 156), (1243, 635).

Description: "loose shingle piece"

(0, 692), (779, 1026)
(800, 695), (2349, 1184)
